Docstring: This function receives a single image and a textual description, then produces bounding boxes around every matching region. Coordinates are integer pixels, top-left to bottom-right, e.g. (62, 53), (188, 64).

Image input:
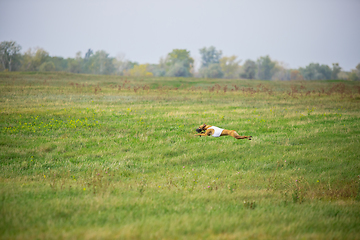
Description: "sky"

(0, 0), (359, 71)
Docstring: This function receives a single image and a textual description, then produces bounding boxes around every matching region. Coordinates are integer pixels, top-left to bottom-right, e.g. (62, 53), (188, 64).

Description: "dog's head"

(195, 124), (207, 133)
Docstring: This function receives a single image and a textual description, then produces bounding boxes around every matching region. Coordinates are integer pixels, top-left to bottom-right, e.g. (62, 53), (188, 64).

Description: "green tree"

(89, 50), (115, 75)
(348, 72), (359, 81)
(199, 46), (222, 68)
(39, 61), (55, 72)
(68, 51), (83, 73)
(331, 63), (341, 79)
(198, 46), (223, 78)
(0, 41), (22, 71)
(21, 49), (34, 71)
(82, 49), (94, 73)
(49, 56), (68, 71)
(33, 48), (50, 69)
(256, 55), (277, 80)
(147, 63), (166, 77)
(272, 62), (291, 80)
(299, 63), (332, 80)
(240, 59), (256, 79)
(165, 49), (193, 77)
(84, 49), (93, 60)
(112, 53), (139, 75)
(199, 63), (224, 78)
(348, 63), (360, 81)
(220, 56), (241, 79)
(21, 48), (49, 71)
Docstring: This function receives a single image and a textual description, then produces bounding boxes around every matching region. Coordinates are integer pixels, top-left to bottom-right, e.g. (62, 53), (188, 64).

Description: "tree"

(220, 56), (241, 79)
(199, 63), (224, 78)
(33, 48), (50, 68)
(348, 63), (360, 81)
(125, 64), (153, 77)
(198, 46), (223, 78)
(240, 59), (256, 79)
(68, 51), (83, 73)
(290, 70), (304, 80)
(82, 49), (94, 73)
(21, 49), (34, 71)
(21, 48), (49, 71)
(0, 41), (22, 71)
(147, 63), (166, 77)
(256, 55), (277, 80)
(39, 61), (55, 72)
(89, 50), (115, 75)
(348, 71), (359, 81)
(199, 46), (222, 68)
(49, 56), (68, 71)
(272, 62), (290, 80)
(166, 62), (192, 77)
(331, 63), (341, 79)
(299, 63), (332, 80)
(84, 49), (93, 60)
(112, 53), (139, 75)
(356, 63), (360, 78)
(165, 49), (193, 77)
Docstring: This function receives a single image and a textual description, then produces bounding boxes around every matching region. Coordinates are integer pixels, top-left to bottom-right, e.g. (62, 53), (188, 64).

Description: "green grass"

(1, 72), (360, 239)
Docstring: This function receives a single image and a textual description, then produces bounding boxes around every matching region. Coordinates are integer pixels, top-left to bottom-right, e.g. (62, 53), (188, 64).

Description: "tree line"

(1, 41), (359, 80)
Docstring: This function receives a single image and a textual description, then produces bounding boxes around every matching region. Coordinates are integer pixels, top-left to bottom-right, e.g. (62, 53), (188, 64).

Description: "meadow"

(1, 72), (360, 239)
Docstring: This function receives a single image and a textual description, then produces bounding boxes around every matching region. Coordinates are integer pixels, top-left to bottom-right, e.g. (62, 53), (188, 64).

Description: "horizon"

(1, 0), (360, 71)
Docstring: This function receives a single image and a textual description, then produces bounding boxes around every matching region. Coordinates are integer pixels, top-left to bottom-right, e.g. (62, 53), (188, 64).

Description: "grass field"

(1, 72), (360, 239)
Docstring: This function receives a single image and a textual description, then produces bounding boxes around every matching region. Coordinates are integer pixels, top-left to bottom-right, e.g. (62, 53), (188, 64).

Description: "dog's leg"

(195, 129), (212, 137)
(235, 135), (252, 140)
(231, 131), (252, 140)
(194, 133), (208, 137)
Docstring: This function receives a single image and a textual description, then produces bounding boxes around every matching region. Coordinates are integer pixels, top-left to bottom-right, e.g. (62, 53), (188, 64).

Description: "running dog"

(195, 124), (252, 140)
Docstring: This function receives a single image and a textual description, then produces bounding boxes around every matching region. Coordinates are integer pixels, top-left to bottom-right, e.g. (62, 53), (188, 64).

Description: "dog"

(195, 124), (252, 140)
